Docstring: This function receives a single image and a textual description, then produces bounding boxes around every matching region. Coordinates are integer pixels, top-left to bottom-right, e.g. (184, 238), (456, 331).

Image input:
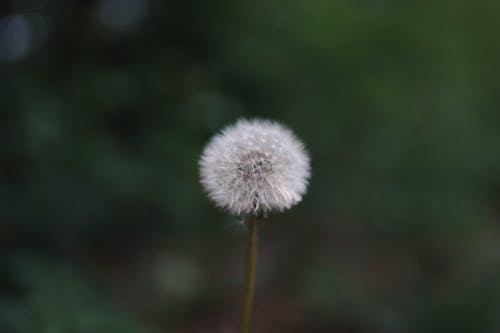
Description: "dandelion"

(199, 118), (311, 333)
(200, 118), (310, 216)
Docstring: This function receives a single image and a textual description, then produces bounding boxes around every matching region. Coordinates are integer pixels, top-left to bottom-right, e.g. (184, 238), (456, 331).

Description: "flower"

(199, 118), (310, 215)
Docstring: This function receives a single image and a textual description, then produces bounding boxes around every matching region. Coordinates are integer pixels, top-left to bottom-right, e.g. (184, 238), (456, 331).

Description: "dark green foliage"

(1, 0), (500, 332)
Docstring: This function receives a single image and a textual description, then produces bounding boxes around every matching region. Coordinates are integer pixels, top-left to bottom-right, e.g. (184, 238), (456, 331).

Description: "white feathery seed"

(199, 118), (311, 216)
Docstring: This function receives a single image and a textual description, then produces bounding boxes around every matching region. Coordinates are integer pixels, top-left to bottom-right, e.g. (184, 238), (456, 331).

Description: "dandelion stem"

(239, 214), (258, 333)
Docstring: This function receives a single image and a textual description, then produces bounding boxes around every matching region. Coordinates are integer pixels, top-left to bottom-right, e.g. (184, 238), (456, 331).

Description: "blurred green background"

(1, 0), (500, 332)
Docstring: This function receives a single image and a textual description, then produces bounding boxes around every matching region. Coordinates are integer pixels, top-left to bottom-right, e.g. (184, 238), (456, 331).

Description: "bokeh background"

(2, 0), (500, 332)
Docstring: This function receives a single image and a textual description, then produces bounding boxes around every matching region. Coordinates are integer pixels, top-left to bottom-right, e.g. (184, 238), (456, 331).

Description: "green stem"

(239, 215), (258, 333)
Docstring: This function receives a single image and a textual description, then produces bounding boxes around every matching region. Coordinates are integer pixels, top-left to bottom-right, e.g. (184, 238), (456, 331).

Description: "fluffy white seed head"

(199, 118), (311, 216)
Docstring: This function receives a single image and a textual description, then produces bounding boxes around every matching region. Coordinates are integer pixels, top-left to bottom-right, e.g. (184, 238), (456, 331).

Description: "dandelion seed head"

(199, 118), (311, 215)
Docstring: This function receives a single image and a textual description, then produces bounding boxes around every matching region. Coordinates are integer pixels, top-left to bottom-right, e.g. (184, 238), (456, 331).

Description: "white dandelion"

(199, 118), (310, 216)
(199, 118), (310, 332)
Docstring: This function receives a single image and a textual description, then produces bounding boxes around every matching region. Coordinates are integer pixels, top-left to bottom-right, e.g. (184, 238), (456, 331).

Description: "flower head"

(199, 118), (310, 216)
